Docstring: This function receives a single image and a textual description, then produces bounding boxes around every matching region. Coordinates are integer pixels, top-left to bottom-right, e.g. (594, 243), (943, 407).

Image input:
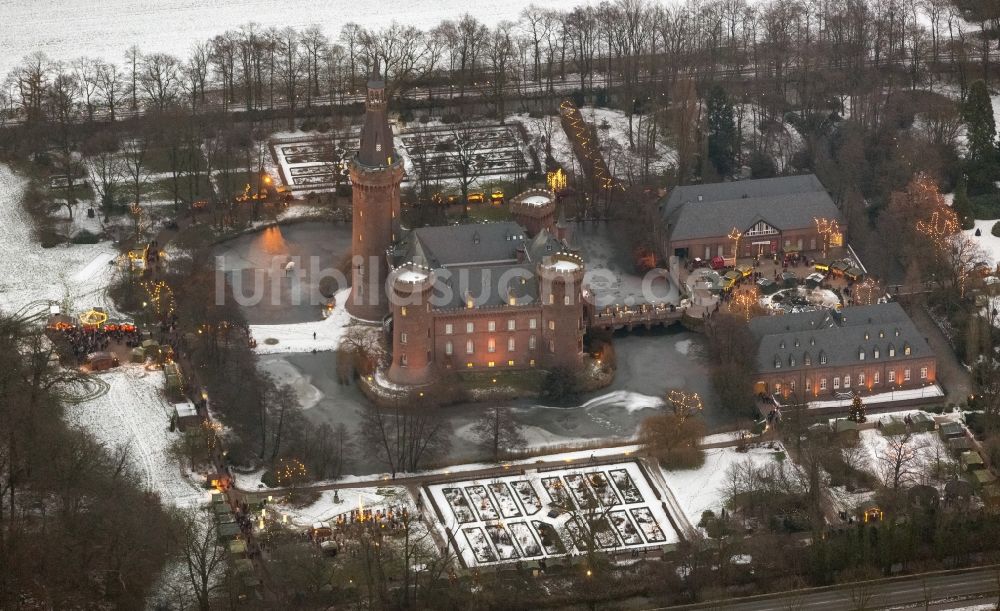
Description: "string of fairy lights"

(559, 100), (624, 194)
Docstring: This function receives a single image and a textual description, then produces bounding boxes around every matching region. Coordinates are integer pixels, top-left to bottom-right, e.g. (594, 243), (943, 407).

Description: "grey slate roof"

(397, 222), (527, 268)
(356, 72), (397, 168)
(662, 174), (843, 242)
(750, 303), (932, 373)
(431, 263), (539, 310)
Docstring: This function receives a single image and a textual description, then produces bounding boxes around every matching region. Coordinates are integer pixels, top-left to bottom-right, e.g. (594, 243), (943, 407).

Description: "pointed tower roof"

(357, 65), (396, 168)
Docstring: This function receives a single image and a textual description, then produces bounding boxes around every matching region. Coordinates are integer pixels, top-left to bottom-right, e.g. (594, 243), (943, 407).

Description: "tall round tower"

(387, 263), (437, 386)
(538, 252), (586, 370)
(347, 70), (404, 322)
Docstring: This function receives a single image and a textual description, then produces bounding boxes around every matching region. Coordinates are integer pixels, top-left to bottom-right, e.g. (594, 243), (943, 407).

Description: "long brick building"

(748, 303), (937, 400)
(346, 73), (586, 387)
(661, 174), (846, 261)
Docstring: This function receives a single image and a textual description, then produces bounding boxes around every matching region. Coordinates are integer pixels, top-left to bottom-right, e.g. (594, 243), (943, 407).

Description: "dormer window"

(874, 348), (880, 359)
(810, 337), (815, 346)
(789, 356), (796, 367)
(903, 342), (911, 356)
(858, 348), (865, 361)
(864, 331), (869, 340)
(879, 330), (885, 338)
(819, 351), (827, 365)
(774, 356), (782, 369)
(779, 340), (785, 349)
(888, 343), (895, 357)
(804, 352), (812, 366)
(895, 328), (900, 337)
(794, 338), (800, 347)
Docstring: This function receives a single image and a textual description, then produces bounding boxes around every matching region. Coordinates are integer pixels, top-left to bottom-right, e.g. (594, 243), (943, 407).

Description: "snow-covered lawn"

(660, 443), (788, 529)
(64, 364), (209, 508)
(425, 460), (678, 568)
(583, 106), (678, 179)
(965, 219), (1000, 268)
(508, 113), (575, 172)
(850, 428), (955, 489)
(249, 287), (353, 354)
(0, 165), (119, 315)
(274, 487), (401, 528)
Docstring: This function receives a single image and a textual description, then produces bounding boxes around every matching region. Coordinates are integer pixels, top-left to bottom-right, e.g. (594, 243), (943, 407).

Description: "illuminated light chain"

(275, 458), (308, 485)
(813, 217), (841, 259)
(666, 390), (703, 421)
(728, 227), (743, 260)
(854, 277), (883, 306)
(731, 286), (761, 322)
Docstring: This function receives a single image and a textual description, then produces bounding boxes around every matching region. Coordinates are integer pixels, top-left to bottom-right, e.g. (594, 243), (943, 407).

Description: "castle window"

(920, 367), (928, 379)
(874, 348), (879, 359)
(774, 357), (781, 369)
(844, 375), (850, 388)
(859, 373), (865, 386)
(548, 294), (554, 305)
(467, 362), (473, 368)
(400, 354), (408, 367)
(400, 332), (407, 345)
(508, 338), (515, 351)
(820, 378), (827, 390)
(488, 321), (496, 331)
(874, 372), (880, 384)
(508, 295), (516, 306)
(445, 323), (453, 335)
(466, 296), (474, 309)
(833, 377), (840, 390)
(508, 360), (515, 366)
(548, 340), (555, 353)
(564, 295), (571, 305)
(903, 343), (911, 356)
(804, 352), (811, 366)
(889, 370), (896, 383)
(819, 351), (827, 365)
(529, 335), (536, 350)
(858, 348), (865, 361)
(400, 307), (407, 317)
(488, 361), (495, 368)
(529, 359), (536, 367)
(466, 340), (473, 354)
(445, 341), (453, 355)
(904, 368), (911, 381)
(488, 338), (496, 353)
(466, 322), (474, 333)
(530, 318), (538, 330)
(548, 321), (555, 331)
(507, 319), (515, 331)
(888, 344), (895, 357)
(806, 378), (812, 391)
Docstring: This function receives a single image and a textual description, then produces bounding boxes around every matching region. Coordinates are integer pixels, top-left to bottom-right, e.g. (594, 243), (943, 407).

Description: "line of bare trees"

(1, 1), (995, 131)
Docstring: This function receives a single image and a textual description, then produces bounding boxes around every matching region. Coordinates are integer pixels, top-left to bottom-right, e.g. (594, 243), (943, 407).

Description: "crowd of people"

(51, 323), (142, 365)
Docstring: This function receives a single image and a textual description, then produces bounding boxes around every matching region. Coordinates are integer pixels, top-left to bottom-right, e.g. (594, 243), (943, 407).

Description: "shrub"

(992, 221), (1000, 238)
(71, 229), (100, 244)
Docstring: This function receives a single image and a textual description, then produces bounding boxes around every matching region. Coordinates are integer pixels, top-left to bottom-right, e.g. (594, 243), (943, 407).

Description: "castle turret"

(510, 189), (556, 238)
(538, 252), (586, 370)
(347, 69), (404, 322)
(387, 263), (437, 386)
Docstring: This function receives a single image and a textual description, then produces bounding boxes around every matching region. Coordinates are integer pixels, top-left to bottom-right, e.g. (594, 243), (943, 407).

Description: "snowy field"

(64, 365), (210, 508)
(660, 443), (788, 529)
(851, 428), (955, 490)
(0, 165), (119, 315)
(0, 0), (586, 78)
(425, 460), (678, 567)
(965, 219), (1000, 268)
(583, 106), (678, 179)
(508, 113), (575, 173)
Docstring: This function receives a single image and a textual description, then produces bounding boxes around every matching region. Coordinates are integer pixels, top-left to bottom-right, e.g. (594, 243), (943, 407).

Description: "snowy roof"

(662, 174), (842, 242)
(173, 401), (198, 419)
(751, 303), (933, 373)
(550, 259), (581, 272)
(521, 194), (552, 206)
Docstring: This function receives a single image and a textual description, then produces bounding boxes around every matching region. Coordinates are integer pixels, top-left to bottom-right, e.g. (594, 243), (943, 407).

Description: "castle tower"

(347, 69), (404, 322)
(538, 253), (586, 370)
(387, 263), (437, 386)
(510, 189), (556, 238)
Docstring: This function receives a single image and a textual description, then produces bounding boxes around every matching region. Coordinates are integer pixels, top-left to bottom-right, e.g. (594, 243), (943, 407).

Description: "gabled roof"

(751, 303), (933, 373)
(662, 174), (843, 242)
(398, 222), (527, 268)
(432, 263), (539, 310)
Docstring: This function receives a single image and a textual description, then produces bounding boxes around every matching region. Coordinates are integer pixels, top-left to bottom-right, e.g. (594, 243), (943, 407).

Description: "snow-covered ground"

(249, 287), (353, 354)
(851, 428), (955, 489)
(583, 106), (678, 180)
(965, 219), (1000, 268)
(660, 443), (788, 528)
(425, 460), (678, 567)
(64, 365), (210, 507)
(0, 165), (119, 315)
(508, 113), (575, 172)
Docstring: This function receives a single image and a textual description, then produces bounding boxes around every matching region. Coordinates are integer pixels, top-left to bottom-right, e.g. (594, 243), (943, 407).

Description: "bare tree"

(878, 433), (926, 491)
(471, 406), (525, 462)
(359, 401), (452, 477)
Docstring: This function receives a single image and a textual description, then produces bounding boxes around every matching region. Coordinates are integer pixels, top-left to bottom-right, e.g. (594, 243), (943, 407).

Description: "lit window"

(400, 332), (407, 345)
(507, 360), (514, 366)
(488, 361), (495, 368)
(529, 359), (536, 367)
(445, 341), (453, 355)
(467, 362), (473, 368)
(529, 319), (538, 330)
(466, 340), (474, 354)
(548, 321), (555, 331)
(889, 370), (896, 383)
(466, 322), (474, 333)
(859, 373), (865, 386)
(507, 338), (515, 351)
(833, 377), (840, 390)
(904, 368), (911, 381)
(920, 367), (928, 379)
(445, 323), (453, 335)
(488, 321), (496, 331)
(844, 375), (850, 388)
(488, 338), (496, 353)
(904, 344), (911, 356)
(789, 380), (795, 391)
(507, 319), (515, 331)
(806, 379), (812, 391)
(548, 294), (554, 305)
(820, 378), (827, 390)
(400, 306), (407, 317)
(400, 354), (408, 367)
(859, 350), (865, 361)
(874, 349), (879, 359)
(874, 372), (880, 384)
(563, 295), (570, 305)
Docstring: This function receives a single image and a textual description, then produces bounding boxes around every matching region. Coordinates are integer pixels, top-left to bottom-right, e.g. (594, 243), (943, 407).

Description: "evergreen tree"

(953, 175), (975, 230)
(962, 80), (997, 164)
(707, 84), (737, 176)
(848, 393), (866, 423)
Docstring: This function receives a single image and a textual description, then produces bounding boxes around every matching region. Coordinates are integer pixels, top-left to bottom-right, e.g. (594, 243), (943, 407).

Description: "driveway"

(903, 299), (971, 407)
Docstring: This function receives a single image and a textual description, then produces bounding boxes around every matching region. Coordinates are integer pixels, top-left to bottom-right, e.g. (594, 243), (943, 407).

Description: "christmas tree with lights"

(848, 393), (866, 423)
